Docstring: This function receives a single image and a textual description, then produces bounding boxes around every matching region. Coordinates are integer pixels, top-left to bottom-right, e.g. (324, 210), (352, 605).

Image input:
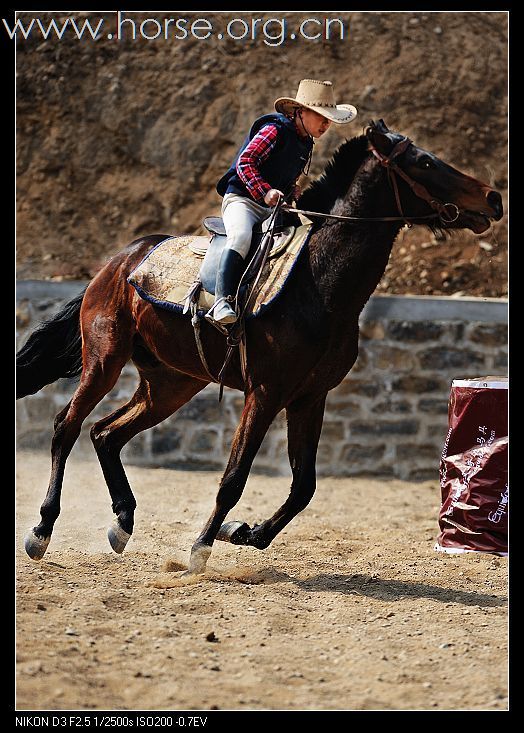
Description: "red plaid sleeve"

(236, 124), (279, 203)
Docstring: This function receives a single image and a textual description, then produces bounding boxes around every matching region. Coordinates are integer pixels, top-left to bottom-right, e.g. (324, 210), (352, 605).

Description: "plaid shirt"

(235, 124), (279, 203)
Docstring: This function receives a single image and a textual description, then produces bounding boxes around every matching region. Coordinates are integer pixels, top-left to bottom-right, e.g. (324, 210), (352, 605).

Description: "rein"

(284, 205), (440, 224)
(286, 134), (461, 227)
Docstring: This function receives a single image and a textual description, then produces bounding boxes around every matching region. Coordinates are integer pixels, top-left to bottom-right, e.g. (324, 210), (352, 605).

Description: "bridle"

(285, 130), (461, 227)
(368, 132), (460, 226)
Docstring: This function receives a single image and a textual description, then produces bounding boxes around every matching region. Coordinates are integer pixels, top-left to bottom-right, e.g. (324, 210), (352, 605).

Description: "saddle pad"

(127, 224), (313, 319)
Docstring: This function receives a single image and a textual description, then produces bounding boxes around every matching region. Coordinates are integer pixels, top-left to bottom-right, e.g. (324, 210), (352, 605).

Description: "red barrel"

(435, 377), (508, 556)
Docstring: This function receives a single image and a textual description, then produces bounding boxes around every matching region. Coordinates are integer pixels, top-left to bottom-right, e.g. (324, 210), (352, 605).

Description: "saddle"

(194, 210), (300, 295)
(127, 206), (313, 399)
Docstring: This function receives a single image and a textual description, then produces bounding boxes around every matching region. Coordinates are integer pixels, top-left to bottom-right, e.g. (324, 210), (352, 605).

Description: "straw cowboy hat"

(274, 79), (357, 124)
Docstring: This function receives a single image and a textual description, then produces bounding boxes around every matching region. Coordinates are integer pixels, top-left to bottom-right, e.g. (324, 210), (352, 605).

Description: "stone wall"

(16, 281), (508, 480)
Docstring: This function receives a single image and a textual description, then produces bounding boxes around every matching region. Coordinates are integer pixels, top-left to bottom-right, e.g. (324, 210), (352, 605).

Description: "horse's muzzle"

(487, 190), (503, 220)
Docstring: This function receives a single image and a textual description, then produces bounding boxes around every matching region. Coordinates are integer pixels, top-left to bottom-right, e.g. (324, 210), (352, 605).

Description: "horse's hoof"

(216, 521), (251, 545)
(187, 544), (212, 574)
(108, 522), (131, 554)
(24, 530), (50, 561)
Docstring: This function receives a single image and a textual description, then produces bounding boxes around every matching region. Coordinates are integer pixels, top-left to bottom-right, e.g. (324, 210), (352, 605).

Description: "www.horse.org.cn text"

(3, 13), (349, 46)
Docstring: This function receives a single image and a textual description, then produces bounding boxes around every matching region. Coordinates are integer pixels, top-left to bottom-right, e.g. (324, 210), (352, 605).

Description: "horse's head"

(365, 120), (503, 233)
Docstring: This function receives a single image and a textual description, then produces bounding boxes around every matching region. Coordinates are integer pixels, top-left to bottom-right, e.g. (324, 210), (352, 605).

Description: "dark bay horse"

(16, 120), (503, 574)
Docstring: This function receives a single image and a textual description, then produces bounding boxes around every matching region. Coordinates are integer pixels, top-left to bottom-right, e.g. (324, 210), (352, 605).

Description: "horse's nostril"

(487, 191), (503, 220)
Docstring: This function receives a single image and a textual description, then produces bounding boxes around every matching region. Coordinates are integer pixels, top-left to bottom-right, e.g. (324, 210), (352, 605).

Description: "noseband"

(368, 134), (460, 226)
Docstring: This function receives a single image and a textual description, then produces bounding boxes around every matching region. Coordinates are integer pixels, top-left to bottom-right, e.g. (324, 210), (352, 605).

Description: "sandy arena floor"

(15, 450), (508, 711)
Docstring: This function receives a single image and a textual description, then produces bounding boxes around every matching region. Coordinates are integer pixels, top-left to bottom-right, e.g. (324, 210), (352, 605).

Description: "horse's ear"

(366, 121), (392, 155)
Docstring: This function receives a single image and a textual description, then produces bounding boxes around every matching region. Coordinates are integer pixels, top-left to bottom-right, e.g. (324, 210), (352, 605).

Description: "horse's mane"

(297, 132), (447, 239)
(297, 135), (369, 214)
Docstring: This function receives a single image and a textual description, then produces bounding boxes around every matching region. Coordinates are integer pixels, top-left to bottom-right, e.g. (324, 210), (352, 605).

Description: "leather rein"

(285, 134), (461, 228)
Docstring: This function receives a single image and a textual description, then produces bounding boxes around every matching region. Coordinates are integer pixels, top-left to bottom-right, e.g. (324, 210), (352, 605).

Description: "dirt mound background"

(15, 11), (507, 297)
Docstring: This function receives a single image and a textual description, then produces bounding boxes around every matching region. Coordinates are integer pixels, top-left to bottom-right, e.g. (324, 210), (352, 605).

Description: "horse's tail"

(16, 288), (86, 399)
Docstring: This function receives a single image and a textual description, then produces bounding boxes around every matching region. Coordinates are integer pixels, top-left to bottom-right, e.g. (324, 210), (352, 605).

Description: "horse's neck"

(309, 158), (403, 315)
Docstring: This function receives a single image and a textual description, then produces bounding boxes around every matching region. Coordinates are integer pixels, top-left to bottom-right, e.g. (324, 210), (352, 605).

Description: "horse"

(16, 120), (503, 574)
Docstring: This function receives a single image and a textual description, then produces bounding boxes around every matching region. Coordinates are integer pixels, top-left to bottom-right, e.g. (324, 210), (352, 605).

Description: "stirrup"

(205, 297), (237, 326)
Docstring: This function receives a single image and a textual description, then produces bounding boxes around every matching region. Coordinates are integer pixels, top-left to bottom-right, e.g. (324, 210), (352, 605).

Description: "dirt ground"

(15, 450), (508, 712)
(15, 11), (507, 298)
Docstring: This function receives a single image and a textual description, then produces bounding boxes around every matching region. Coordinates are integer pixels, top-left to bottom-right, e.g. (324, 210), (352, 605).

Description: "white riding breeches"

(221, 193), (272, 259)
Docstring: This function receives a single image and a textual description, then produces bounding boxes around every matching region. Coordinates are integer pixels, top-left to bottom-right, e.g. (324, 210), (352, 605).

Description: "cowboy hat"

(274, 79), (357, 125)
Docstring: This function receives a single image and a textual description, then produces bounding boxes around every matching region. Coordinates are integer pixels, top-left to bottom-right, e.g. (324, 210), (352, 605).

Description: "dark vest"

(216, 113), (313, 203)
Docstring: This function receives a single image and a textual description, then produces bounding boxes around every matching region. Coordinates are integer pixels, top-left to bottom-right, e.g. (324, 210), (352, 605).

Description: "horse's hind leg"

(90, 367), (206, 554)
(234, 392), (327, 551)
(24, 347), (130, 560)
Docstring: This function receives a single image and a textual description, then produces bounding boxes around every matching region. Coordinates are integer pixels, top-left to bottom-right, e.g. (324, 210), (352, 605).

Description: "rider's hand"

(264, 189), (284, 206)
(292, 185), (301, 201)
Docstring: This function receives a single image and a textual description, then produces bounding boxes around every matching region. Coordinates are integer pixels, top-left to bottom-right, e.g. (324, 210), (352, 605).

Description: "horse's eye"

(420, 157), (435, 170)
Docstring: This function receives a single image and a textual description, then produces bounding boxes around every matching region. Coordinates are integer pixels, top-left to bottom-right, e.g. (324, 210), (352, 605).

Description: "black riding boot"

(206, 248), (245, 325)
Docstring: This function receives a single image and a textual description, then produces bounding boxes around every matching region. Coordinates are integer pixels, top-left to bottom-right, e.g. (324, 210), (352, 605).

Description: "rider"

(207, 79), (358, 326)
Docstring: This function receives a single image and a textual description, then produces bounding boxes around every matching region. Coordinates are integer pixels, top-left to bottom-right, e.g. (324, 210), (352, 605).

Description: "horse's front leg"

(185, 386), (279, 575)
(242, 391), (327, 550)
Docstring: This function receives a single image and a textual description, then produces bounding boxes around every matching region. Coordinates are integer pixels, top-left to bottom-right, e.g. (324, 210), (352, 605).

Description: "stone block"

(316, 442), (334, 464)
(418, 398), (449, 415)
(334, 379), (380, 397)
(188, 429), (219, 454)
(359, 321), (385, 340)
(338, 463), (395, 478)
(320, 421), (346, 440)
(468, 323), (508, 346)
(122, 434), (148, 459)
(351, 420), (419, 436)
(177, 398), (225, 422)
(180, 455), (224, 470)
(428, 423), (450, 441)
(340, 443), (386, 463)
(370, 344), (415, 370)
(151, 426), (182, 455)
(330, 401), (361, 418)
(386, 320), (444, 342)
(418, 347), (484, 370)
(442, 322), (465, 341)
(372, 398), (412, 414)
(405, 467), (438, 481)
(392, 375), (445, 393)
(396, 443), (439, 461)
